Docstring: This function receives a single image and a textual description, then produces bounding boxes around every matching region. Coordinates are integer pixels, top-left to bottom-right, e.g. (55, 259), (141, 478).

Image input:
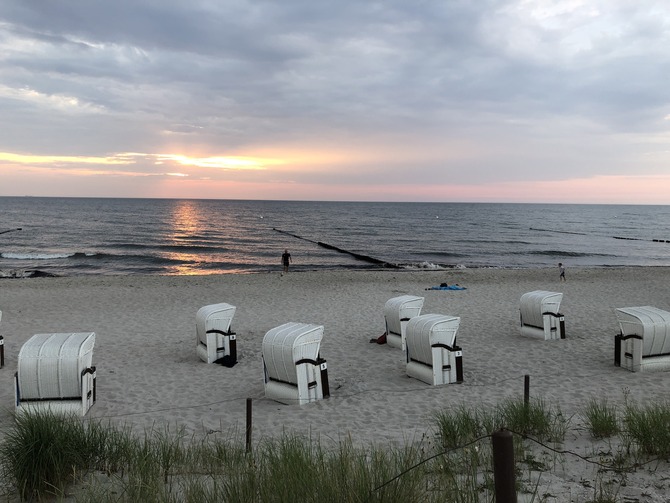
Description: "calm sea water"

(0, 197), (669, 277)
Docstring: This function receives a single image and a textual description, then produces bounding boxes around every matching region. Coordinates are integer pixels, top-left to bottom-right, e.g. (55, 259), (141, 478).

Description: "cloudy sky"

(1, 1), (668, 203)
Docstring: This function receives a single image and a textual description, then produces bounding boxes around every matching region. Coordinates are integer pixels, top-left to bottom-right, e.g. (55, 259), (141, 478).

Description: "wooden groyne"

(273, 228), (399, 268)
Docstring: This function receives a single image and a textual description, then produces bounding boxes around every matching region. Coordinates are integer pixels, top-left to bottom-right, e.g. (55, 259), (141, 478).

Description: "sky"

(0, 1), (669, 204)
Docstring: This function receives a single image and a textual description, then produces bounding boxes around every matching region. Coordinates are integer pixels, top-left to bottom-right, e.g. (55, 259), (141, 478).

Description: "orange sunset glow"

(0, 1), (668, 204)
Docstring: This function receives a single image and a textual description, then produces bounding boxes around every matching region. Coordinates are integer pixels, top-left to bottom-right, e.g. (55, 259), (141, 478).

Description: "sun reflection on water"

(163, 200), (212, 275)
(162, 200), (258, 275)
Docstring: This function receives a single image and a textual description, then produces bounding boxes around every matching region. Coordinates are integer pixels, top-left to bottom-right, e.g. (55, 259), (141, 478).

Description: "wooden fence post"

(492, 429), (517, 503)
(246, 398), (253, 453)
(524, 374), (530, 406)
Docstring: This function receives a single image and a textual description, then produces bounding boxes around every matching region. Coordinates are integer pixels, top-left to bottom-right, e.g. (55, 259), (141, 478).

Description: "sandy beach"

(1, 267), (670, 501)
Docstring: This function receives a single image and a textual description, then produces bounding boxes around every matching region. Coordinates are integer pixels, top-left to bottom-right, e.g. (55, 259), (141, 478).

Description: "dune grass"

(583, 398), (619, 439)
(431, 396), (569, 498)
(0, 409), (115, 500)
(1, 397), (670, 502)
(433, 396), (567, 448)
(623, 400), (670, 457)
(0, 411), (431, 502)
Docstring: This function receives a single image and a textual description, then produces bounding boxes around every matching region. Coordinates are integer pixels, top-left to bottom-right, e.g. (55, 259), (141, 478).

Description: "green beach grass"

(1, 396), (670, 502)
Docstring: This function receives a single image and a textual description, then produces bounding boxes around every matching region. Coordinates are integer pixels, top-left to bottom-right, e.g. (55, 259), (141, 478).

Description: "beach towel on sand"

(425, 285), (466, 291)
(369, 333), (387, 344)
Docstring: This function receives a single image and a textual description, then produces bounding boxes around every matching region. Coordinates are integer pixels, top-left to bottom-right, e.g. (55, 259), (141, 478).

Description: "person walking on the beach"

(281, 249), (292, 273)
(559, 262), (566, 281)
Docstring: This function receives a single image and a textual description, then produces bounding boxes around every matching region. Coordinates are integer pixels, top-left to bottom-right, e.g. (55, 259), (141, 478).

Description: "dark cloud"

(0, 0), (668, 197)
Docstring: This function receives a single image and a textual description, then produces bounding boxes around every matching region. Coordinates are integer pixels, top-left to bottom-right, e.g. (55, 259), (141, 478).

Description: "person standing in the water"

(282, 249), (292, 273)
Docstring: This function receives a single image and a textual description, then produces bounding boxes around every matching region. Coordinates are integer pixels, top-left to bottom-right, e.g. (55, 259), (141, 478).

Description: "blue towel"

(426, 285), (466, 290)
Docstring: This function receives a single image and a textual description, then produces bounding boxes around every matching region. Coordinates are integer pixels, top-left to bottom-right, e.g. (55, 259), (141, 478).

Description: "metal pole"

(492, 429), (517, 503)
(246, 398), (253, 453)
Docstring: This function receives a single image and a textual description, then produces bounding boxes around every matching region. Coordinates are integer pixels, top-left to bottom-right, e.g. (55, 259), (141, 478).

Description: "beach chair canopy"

(17, 332), (95, 400)
(406, 314), (460, 365)
(384, 295), (424, 336)
(384, 295), (425, 350)
(615, 306), (670, 357)
(520, 290), (563, 328)
(196, 303), (236, 344)
(262, 322), (323, 385)
(406, 314), (463, 386)
(196, 302), (237, 364)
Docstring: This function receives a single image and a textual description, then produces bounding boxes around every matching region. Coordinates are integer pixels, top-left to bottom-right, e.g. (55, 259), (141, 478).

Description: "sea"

(0, 197), (669, 277)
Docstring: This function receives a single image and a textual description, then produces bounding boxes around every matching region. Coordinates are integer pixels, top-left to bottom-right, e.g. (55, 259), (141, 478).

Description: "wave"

(171, 233), (214, 241)
(402, 261), (450, 270)
(1, 252), (96, 260)
(111, 243), (227, 253)
(526, 250), (615, 258)
(1, 249), (218, 263)
(0, 252), (169, 261)
(416, 251), (472, 259)
(0, 269), (59, 278)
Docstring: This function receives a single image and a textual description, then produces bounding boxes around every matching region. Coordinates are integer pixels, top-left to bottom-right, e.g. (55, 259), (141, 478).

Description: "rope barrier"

(366, 435), (491, 501)
(35, 366), (649, 420)
(0, 364), (642, 428)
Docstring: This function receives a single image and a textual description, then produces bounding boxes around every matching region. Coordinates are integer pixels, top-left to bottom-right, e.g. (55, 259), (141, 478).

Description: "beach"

(1, 267), (670, 500)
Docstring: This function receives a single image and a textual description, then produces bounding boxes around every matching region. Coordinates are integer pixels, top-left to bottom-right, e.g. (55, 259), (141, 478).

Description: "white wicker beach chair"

(15, 332), (96, 416)
(384, 295), (424, 350)
(406, 314), (463, 386)
(0, 310), (4, 369)
(615, 306), (670, 372)
(262, 322), (330, 405)
(196, 303), (237, 364)
(519, 290), (565, 340)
